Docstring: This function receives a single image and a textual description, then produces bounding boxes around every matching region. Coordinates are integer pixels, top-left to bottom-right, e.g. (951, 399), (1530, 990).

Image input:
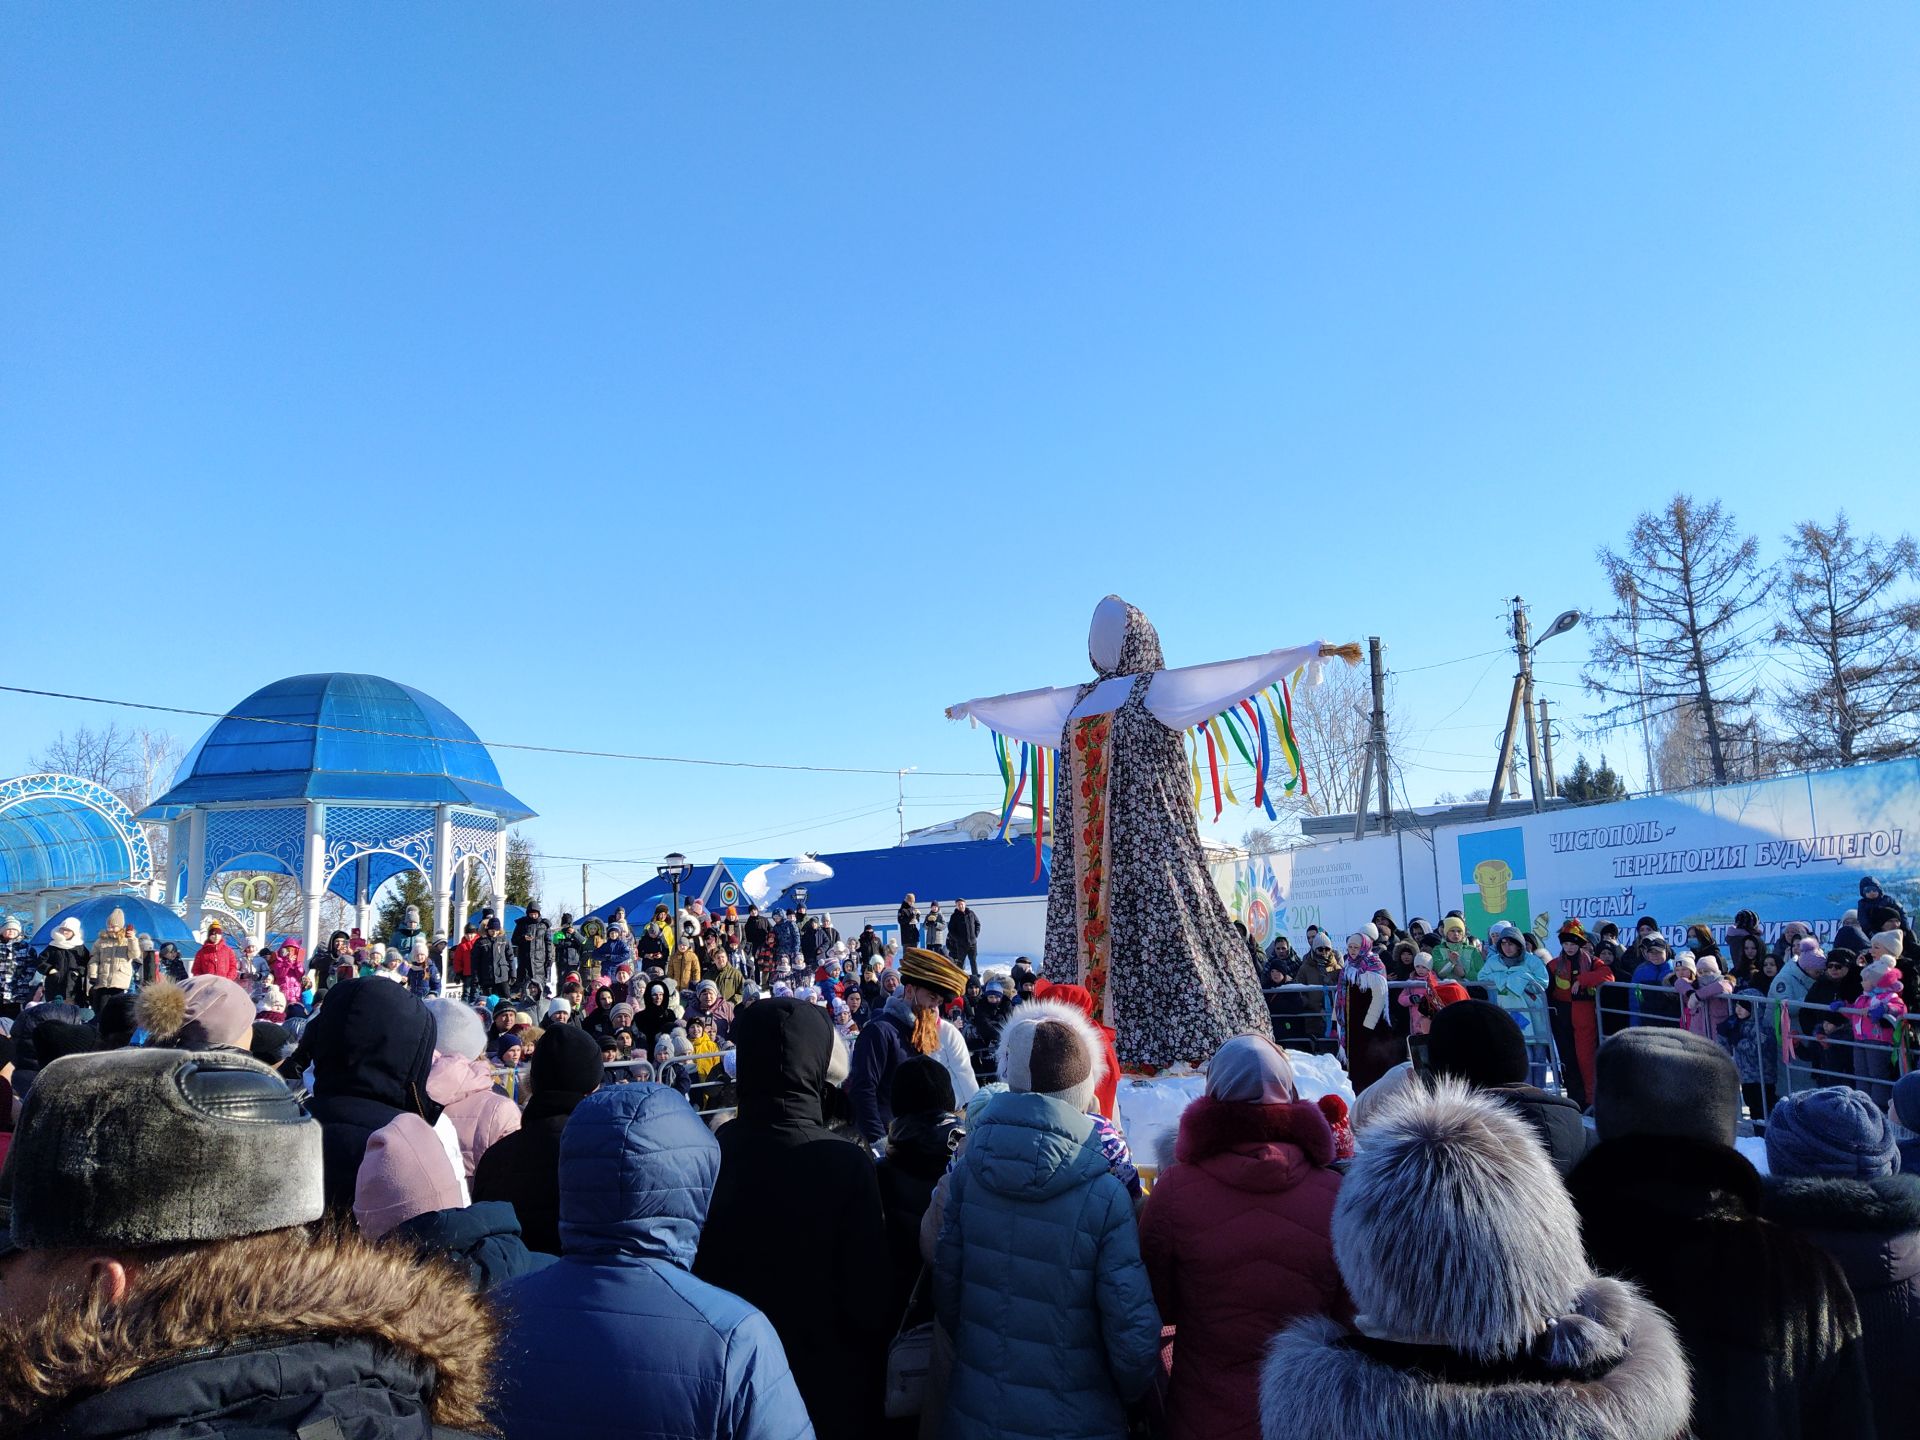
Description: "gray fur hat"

(1591, 1027), (1740, 1148)
(6, 1048), (323, 1251)
(1330, 1077), (1592, 1360)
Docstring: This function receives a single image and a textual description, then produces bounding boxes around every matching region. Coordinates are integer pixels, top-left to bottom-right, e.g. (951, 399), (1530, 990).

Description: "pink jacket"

(1849, 980), (1909, 1046)
(1678, 975), (1733, 1040)
(426, 1051), (522, 1179)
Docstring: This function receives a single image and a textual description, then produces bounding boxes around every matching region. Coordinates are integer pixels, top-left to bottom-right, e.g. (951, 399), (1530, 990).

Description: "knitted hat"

(1695, 956), (1723, 980)
(353, 1112), (465, 1239)
(1863, 957), (1901, 991)
(899, 947), (969, 1001)
(997, 997), (1104, 1114)
(891, 1054), (957, 1117)
(8, 1049), (322, 1249)
(1557, 918), (1588, 944)
(1331, 1079), (1592, 1360)
(1592, 1028), (1740, 1147)
(1766, 1086), (1899, 1180)
(1441, 916), (1467, 942)
(529, 1023), (604, 1096)
(1205, 1033), (1297, 1103)
(1871, 930), (1904, 960)
(1317, 1093), (1356, 1160)
(425, 996), (489, 1061)
(1427, 1000), (1528, 1089)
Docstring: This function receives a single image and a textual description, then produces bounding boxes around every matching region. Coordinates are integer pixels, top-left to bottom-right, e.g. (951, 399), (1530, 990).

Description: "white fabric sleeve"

(941, 1020), (980, 1108)
(1143, 642), (1328, 730)
(945, 682), (1085, 746)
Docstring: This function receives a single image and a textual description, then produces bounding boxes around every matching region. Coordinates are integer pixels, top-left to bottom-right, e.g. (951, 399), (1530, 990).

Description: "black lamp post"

(658, 852), (691, 939)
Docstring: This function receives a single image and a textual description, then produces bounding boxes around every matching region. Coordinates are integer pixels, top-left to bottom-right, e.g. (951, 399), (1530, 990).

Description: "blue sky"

(5, 5), (1916, 908)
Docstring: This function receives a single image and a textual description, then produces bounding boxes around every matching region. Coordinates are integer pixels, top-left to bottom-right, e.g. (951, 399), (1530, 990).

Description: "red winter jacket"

(449, 936), (475, 979)
(1139, 1096), (1351, 1440)
(191, 940), (239, 981)
(1032, 978), (1121, 1119)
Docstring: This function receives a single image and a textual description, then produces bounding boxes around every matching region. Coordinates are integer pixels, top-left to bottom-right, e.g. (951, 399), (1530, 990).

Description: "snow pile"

(1115, 1048), (1357, 1177)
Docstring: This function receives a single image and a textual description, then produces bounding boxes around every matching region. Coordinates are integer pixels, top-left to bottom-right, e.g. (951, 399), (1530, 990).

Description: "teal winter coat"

(1475, 951), (1551, 1041)
(935, 1091), (1161, 1440)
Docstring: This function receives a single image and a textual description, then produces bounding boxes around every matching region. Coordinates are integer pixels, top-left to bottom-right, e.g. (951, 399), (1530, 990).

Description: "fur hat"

(353, 1112), (465, 1240)
(1332, 1079), (1593, 1357)
(1427, 1000), (1527, 1089)
(1592, 1028), (1740, 1147)
(996, 997), (1105, 1115)
(1765, 1086), (1899, 1181)
(8, 1048), (322, 1249)
(425, 996), (489, 1060)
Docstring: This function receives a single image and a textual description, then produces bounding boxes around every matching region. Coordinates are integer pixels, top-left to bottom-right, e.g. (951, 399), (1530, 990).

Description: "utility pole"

(581, 863), (589, 919)
(1513, 598), (1547, 813)
(1369, 637), (1392, 829)
(1539, 697), (1557, 794)
(897, 768), (917, 845)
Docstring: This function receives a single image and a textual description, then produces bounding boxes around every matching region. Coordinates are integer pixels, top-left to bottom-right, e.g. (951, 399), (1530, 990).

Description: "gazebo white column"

(184, 808), (208, 933)
(491, 826), (509, 919)
(432, 805), (454, 941)
(301, 803), (327, 959)
(355, 856), (373, 939)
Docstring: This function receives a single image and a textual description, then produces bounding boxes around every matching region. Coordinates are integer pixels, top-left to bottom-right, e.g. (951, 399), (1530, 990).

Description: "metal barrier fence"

(492, 1046), (739, 1123)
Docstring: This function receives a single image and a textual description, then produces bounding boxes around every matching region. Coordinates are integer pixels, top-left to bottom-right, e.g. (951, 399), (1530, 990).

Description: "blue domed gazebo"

(141, 673), (534, 956)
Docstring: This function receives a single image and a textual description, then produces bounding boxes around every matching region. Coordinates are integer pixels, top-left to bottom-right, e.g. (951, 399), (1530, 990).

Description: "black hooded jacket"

(694, 998), (892, 1439)
(1568, 1134), (1875, 1440)
(472, 1025), (603, 1257)
(303, 978), (441, 1215)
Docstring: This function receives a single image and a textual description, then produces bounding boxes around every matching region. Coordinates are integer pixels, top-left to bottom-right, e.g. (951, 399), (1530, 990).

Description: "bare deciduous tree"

(1587, 496), (1771, 785)
(1276, 663), (1387, 821)
(1771, 514), (1920, 767)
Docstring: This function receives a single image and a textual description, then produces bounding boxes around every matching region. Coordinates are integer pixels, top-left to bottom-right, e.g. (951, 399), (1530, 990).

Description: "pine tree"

(505, 830), (541, 909)
(375, 870), (435, 944)
(1588, 495), (1772, 785)
(1771, 514), (1920, 766)
(1558, 754), (1630, 804)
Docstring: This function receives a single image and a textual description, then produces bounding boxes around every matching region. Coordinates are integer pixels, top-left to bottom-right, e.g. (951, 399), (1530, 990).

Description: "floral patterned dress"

(1041, 604), (1273, 1068)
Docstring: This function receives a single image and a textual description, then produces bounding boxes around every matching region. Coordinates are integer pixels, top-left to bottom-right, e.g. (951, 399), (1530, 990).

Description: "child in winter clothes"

(1680, 955), (1734, 1041)
(1718, 986), (1773, 1120)
(1847, 957), (1908, 1106)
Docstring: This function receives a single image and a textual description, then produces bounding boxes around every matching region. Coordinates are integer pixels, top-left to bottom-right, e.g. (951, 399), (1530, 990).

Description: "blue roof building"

(0, 773), (157, 932)
(139, 673), (533, 954)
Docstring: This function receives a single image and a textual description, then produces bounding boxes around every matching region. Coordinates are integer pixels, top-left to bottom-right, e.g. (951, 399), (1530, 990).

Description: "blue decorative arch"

(0, 773), (154, 896)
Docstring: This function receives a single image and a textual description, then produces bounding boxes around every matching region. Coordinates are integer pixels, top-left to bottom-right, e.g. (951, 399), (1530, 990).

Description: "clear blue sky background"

(5, 5), (1916, 908)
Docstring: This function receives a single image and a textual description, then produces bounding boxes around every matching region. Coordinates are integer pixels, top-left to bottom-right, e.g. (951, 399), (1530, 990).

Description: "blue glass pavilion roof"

(142, 673), (534, 822)
(0, 790), (143, 893)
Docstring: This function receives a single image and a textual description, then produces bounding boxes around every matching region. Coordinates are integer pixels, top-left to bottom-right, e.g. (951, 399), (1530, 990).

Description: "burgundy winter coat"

(1139, 1096), (1350, 1440)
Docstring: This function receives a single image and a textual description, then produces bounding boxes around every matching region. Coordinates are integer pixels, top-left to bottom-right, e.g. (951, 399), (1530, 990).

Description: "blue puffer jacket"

(493, 1084), (814, 1440)
(935, 1091), (1161, 1440)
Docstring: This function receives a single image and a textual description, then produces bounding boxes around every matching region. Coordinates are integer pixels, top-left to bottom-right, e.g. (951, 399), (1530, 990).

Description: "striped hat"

(900, 947), (969, 1001)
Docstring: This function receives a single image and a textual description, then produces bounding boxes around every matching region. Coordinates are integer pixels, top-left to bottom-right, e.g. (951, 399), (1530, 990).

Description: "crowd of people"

(0, 876), (1915, 1437)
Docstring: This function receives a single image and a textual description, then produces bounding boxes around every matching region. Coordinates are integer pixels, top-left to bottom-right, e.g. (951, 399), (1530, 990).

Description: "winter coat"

(0, 935), (32, 1001)
(448, 935), (475, 980)
(1475, 949), (1549, 1040)
(1720, 1006), (1771, 1084)
(493, 1085), (815, 1440)
(1260, 1276), (1692, 1440)
(469, 933), (511, 991)
(269, 952), (307, 999)
(551, 925), (587, 977)
(935, 1089), (1162, 1440)
(1568, 1134), (1875, 1440)
(598, 934), (636, 973)
(1140, 1097), (1347, 1440)
(898, 901), (920, 949)
(1678, 973), (1734, 1040)
(512, 914), (553, 978)
(191, 938), (237, 981)
(0, 1225), (495, 1440)
(1762, 1172), (1920, 1440)
(876, 1110), (963, 1327)
(1482, 1084), (1593, 1177)
(391, 1200), (555, 1293)
(848, 997), (977, 1142)
(1627, 958), (1679, 1024)
(924, 909), (947, 949)
(304, 977), (442, 1215)
(1847, 978), (1908, 1045)
(634, 923), (671, 967)
(695, 999), (893, 1440)
(668, 946), (702, 992)
(773, 917), (800, 957)
(473, 1087), (588, 1256)
(710, 958), (746, 1003)
(947, 907), (983, 959)
(427, 1050), (523, 1179)
(86, 930), (139, 991)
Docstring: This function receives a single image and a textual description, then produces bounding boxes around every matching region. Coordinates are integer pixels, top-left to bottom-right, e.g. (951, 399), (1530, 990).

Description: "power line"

(0, 683), (997, 780)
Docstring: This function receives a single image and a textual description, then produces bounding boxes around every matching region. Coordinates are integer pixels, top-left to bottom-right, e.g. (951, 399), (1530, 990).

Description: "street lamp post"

(657, 851), (692, 939)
